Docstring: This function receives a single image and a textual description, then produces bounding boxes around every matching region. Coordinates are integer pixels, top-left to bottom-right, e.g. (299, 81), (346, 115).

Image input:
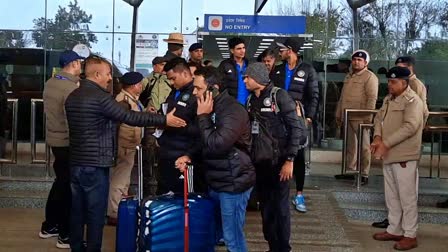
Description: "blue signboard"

(204, 14), (306, 34)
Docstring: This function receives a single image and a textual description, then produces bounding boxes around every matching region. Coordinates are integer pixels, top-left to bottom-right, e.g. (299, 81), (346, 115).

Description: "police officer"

(335, 50), (379, 185)
(157, 58), (202, 194)
(188, 42), (204, 65)
(395, 56), (429, 121)
(372, 56), (429, 229)
(271, 38), (319, 212)
(245, 62), (304, 252)
(107, 72), (145, 224)
(371, 67), (424, 251)
(218, 37), (249, 105)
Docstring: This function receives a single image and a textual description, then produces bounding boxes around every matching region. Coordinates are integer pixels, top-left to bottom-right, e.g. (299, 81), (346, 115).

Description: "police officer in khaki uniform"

(395, 56), (429, 121)
(107, 72), (145, 224)
(335, 50), (379, 185)
(372, 56), (429, 229)
(371, 67), (424, 251)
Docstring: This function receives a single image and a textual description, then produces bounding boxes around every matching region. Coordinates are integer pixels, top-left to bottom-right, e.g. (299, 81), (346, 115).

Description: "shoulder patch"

(181, 93), (190, 102)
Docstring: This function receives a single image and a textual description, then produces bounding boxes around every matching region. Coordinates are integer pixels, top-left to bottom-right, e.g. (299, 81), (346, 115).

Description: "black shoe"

(56, 236), (70, 249)
(437, 200), (448, 208)
(334, 174), (355, 180)
(361, 177), (369, 186)
(372, 219), (389, 228)
(39, 225), (59, 239)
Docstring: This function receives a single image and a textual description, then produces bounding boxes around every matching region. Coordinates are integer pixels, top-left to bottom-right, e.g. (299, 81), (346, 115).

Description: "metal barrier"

(136, 145), (143, 203)
(356, 123), (374, 189)
(425, 111), (448, 178)
(341, 109), (377, 175)
(0, 98), (19, 164)
(30, 99), (51, 175)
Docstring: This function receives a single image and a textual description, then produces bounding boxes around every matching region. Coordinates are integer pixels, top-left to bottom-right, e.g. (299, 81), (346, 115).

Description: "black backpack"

(246, 87), (282, 166)
(246, 87), (308, 166)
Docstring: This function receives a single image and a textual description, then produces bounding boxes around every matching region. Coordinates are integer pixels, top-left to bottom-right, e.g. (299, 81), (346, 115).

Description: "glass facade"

(0, 0), (447, 148)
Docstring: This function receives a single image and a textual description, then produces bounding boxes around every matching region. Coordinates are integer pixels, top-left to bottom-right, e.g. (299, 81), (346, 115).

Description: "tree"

(413, 40), (448, 61)
(273, 0), (343, 59)
(346, 0), (377, 50)
(0, 31), (28, 48)
(32, 0), (97, 50)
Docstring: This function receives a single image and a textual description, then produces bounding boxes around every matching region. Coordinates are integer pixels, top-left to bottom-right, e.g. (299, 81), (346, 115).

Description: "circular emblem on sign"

(211, 18), (221, 28)
(263, 97), (272, 107)
(297, 70), (305, 77)
(182, 93), (190, 101)
(391, 73), (396, 78)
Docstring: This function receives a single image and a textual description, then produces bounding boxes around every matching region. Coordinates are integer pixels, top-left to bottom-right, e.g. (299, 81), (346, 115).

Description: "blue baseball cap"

(59, 50), (85, 67)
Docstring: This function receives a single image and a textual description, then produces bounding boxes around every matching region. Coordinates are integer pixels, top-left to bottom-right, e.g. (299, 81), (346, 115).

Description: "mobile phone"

(206, 86), (219, 98)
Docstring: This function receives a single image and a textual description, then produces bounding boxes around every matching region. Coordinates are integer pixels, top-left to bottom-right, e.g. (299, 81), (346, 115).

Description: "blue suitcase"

(116, 145), (144, 252)
(138, 166), (216, 252)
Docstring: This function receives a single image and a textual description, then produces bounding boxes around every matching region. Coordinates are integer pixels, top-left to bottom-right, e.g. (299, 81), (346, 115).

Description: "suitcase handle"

(183, 164), (193, 252)
(136, 145), (143, 204)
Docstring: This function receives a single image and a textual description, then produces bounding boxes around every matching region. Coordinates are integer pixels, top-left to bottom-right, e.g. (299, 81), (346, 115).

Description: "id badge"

(251, 121), (260, 134)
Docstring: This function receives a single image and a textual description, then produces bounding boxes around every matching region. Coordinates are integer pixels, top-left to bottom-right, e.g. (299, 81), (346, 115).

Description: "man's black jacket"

(217, 58), (249, 98)
(270, 60), (319, 119)
(65, 79), (166, 168)
(157, 81), (201, 161)
(197, 90), (255, 193)
(247, 84), (304, 160)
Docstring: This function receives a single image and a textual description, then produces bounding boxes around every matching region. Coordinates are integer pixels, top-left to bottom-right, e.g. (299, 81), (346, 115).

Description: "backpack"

(246, 87), (281, 166)
(246, 87), (308, 166)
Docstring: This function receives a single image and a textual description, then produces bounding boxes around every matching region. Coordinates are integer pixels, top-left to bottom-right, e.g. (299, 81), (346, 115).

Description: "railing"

(340, 109), (378, 175)
(30, 99), (51, 176)
(425, 111), (448, 178)
(356, 123), (374, 189)
(0, 99), (18, 164)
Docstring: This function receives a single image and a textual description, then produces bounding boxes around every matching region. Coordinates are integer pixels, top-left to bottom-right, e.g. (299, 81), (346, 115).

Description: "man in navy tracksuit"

(271, 38), (319, 213)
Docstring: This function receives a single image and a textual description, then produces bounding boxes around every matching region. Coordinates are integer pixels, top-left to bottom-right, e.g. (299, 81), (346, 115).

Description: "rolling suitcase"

(138, 165), (216, 252)
(116, 145), (144, 252)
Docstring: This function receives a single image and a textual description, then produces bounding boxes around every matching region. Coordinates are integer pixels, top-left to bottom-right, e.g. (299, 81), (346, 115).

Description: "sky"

(0, 0), (267, 69)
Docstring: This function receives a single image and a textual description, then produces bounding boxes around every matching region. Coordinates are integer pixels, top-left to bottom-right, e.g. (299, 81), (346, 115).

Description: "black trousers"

(157, 158), (184, 194)
(293, 149), (306, 192)
(256, 162), (291, 252)
(42, 146), (71, 237)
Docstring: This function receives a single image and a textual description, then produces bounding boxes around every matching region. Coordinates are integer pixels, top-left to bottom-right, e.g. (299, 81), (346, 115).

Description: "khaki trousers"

(346, 120), (371, 176)
(384, 161), (419, 238)
(107, 146), (136, 218)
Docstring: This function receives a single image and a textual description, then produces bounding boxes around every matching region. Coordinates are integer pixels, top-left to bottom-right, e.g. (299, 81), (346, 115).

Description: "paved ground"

(1, 191), (448, 251)
(1, 162), (447, 251)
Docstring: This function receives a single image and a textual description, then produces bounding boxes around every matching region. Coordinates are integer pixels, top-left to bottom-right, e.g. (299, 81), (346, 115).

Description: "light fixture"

(219, 48), (228, 50)
(303, 43), (313, 46)
(123, 0), (144, 7)
(301, 46), (313, 49)
(262, 38), (274, 42)
(258, 46), (269, 49)
(259, 42), (271, 45)
(215, 38), (227, 41)
(217, 41), (227, 44)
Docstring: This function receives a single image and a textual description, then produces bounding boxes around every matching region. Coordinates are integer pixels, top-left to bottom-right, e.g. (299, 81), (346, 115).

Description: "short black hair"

(228, 37), (245, 49)
(163, 57), (189, 73)
(193, 66), (223, 89)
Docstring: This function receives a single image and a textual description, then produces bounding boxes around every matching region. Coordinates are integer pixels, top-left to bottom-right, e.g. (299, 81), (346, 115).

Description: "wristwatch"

(286, 156), (295, 162)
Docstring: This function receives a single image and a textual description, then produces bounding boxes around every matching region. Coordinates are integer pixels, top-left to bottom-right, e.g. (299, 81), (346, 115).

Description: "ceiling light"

(215, 38), (227, 41)
(217, 41), (227, 44)
(303, 43), (313, 46)
(218, 44), (228, 48)
(258, 46), (269, 49)
(301, 46), (313, 49)
(260, 42), (271, 45)
(219, 48), (228, 50)
(262, 38), (274, 42)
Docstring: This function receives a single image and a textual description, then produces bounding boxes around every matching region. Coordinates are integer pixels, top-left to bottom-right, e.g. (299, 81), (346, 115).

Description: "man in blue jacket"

(65, 56), (186, 252)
